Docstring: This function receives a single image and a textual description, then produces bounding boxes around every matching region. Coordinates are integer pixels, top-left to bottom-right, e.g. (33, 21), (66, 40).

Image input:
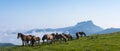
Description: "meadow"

(0, 32), (120, 51)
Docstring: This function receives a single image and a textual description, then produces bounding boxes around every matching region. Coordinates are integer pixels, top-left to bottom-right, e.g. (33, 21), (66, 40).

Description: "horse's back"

(36, 37), (40, 41)
(47, 34), (54, 40)
(26, 35), (32, 40)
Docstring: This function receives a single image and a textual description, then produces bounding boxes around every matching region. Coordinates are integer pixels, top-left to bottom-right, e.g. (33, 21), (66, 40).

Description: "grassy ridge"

(1, 32), (120, 51)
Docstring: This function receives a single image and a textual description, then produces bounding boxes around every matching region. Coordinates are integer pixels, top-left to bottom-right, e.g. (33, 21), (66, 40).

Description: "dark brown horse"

(42, 33), (55, 44)
(62, 33), (73, 40)
(55, 33), (68, 42)
(76, 32), (86, 39)
(31, 36), (40, 46)
(17, 33), (32, 46)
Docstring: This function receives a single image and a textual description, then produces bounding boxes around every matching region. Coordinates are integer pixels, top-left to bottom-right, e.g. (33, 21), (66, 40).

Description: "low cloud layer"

(0, 31), (62, 45)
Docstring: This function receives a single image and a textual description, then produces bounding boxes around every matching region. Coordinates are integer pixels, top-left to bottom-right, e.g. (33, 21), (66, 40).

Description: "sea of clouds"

(0, 30), (63, 45)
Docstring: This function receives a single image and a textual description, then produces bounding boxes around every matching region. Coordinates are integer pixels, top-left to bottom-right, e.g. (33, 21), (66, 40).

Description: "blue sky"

(0, 0), (120, 30)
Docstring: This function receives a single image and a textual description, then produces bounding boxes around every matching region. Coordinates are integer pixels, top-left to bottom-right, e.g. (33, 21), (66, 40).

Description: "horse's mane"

(18, 33), (24, 36)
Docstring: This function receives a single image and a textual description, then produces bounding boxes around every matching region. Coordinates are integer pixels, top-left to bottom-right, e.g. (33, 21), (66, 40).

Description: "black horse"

(76, 32), (86, 39)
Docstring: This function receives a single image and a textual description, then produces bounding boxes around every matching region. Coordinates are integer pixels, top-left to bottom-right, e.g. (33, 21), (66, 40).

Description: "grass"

(1, 32), (120, 51)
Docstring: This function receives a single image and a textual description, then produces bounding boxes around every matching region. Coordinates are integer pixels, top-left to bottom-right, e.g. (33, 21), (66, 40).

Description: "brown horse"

(76, 32), (86, 39)
(62, 33), (73, 40)
(17, 33), (32, 46)
(31, 36), (40, 46)
(55, 33), (68, 42)
(42, 33), (55, 44)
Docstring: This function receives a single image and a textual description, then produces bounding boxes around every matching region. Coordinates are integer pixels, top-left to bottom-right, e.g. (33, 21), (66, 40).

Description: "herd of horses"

(17, 32), (86, 46)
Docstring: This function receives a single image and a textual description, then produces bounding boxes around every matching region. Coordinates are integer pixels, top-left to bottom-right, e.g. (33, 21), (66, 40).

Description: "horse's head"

(17, 33), (22, 39)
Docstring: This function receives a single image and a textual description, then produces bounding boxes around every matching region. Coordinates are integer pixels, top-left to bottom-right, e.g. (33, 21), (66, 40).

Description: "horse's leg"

(22, 41), (24, 46)
(59, 38), (62, 43)
(79, 34), (82, 38)
(26, 40), (29, 46)
(51, 39), (55, 44)
(76, 33), (79, 39)
(47, 40), (49, 44)
(50, 40), (52, 44)
(32, 41), (36, 46)
(42, 40), (44, 45)
(52, 40), (54, 44)
(31, 40), (34, 46)
(38, 40), (40, 45)
(63, 37), (67, 42)
(25, 41), (27, 46)
(53, 39), (55, 44)
(31, 41), (33, 47)
(30, 40), (32, 46)
(29, 40), (31, 45)
(70, 36), (73, 40)
(36, 41), (38, 45)
(34, 41), (36, 46)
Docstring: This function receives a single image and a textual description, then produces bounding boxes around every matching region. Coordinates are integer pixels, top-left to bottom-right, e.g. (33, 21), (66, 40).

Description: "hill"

(68, 20), (103, 35)
(1, 32), (120, 51)
(0, 43), (14, 47)
(97, 28), (120, 34)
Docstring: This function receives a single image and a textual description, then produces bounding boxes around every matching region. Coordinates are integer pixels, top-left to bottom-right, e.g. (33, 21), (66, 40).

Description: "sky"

(0, 0), (120, 31)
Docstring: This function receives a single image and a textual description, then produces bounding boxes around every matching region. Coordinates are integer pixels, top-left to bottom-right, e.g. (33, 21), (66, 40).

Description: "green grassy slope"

(1, 32), (120, 51)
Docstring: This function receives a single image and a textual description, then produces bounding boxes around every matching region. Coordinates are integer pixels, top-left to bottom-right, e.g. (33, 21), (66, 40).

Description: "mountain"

(0, 43), (15, 47)
(96, 28), (120, 34)
(68, 20), (103, 35)
(25, 20), (103, 35)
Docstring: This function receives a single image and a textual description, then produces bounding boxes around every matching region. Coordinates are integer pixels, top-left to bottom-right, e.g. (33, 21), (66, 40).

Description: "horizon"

(0, 0), (120, 31)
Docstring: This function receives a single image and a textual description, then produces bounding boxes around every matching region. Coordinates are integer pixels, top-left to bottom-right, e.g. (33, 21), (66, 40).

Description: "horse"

(42, 33), (55, 44)
(55, 33), (68, 42)
(31, 36), (40, 46)
(17, 33), (32, 46)
(62, 33), (73, 40)
(76, 32), (86, 39)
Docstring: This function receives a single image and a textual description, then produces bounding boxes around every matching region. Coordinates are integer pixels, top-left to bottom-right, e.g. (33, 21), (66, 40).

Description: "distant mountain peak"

(76, 20), (94, 26)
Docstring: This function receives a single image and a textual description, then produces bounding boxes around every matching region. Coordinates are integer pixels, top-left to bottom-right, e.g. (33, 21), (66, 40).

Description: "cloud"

(0, 31), (62, 45)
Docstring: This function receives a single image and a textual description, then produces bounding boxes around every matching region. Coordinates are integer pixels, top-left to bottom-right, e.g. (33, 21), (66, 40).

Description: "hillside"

(0, 43), (14, 47)
(97, 28), (120, 34)
(1, 32), (120, 51)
